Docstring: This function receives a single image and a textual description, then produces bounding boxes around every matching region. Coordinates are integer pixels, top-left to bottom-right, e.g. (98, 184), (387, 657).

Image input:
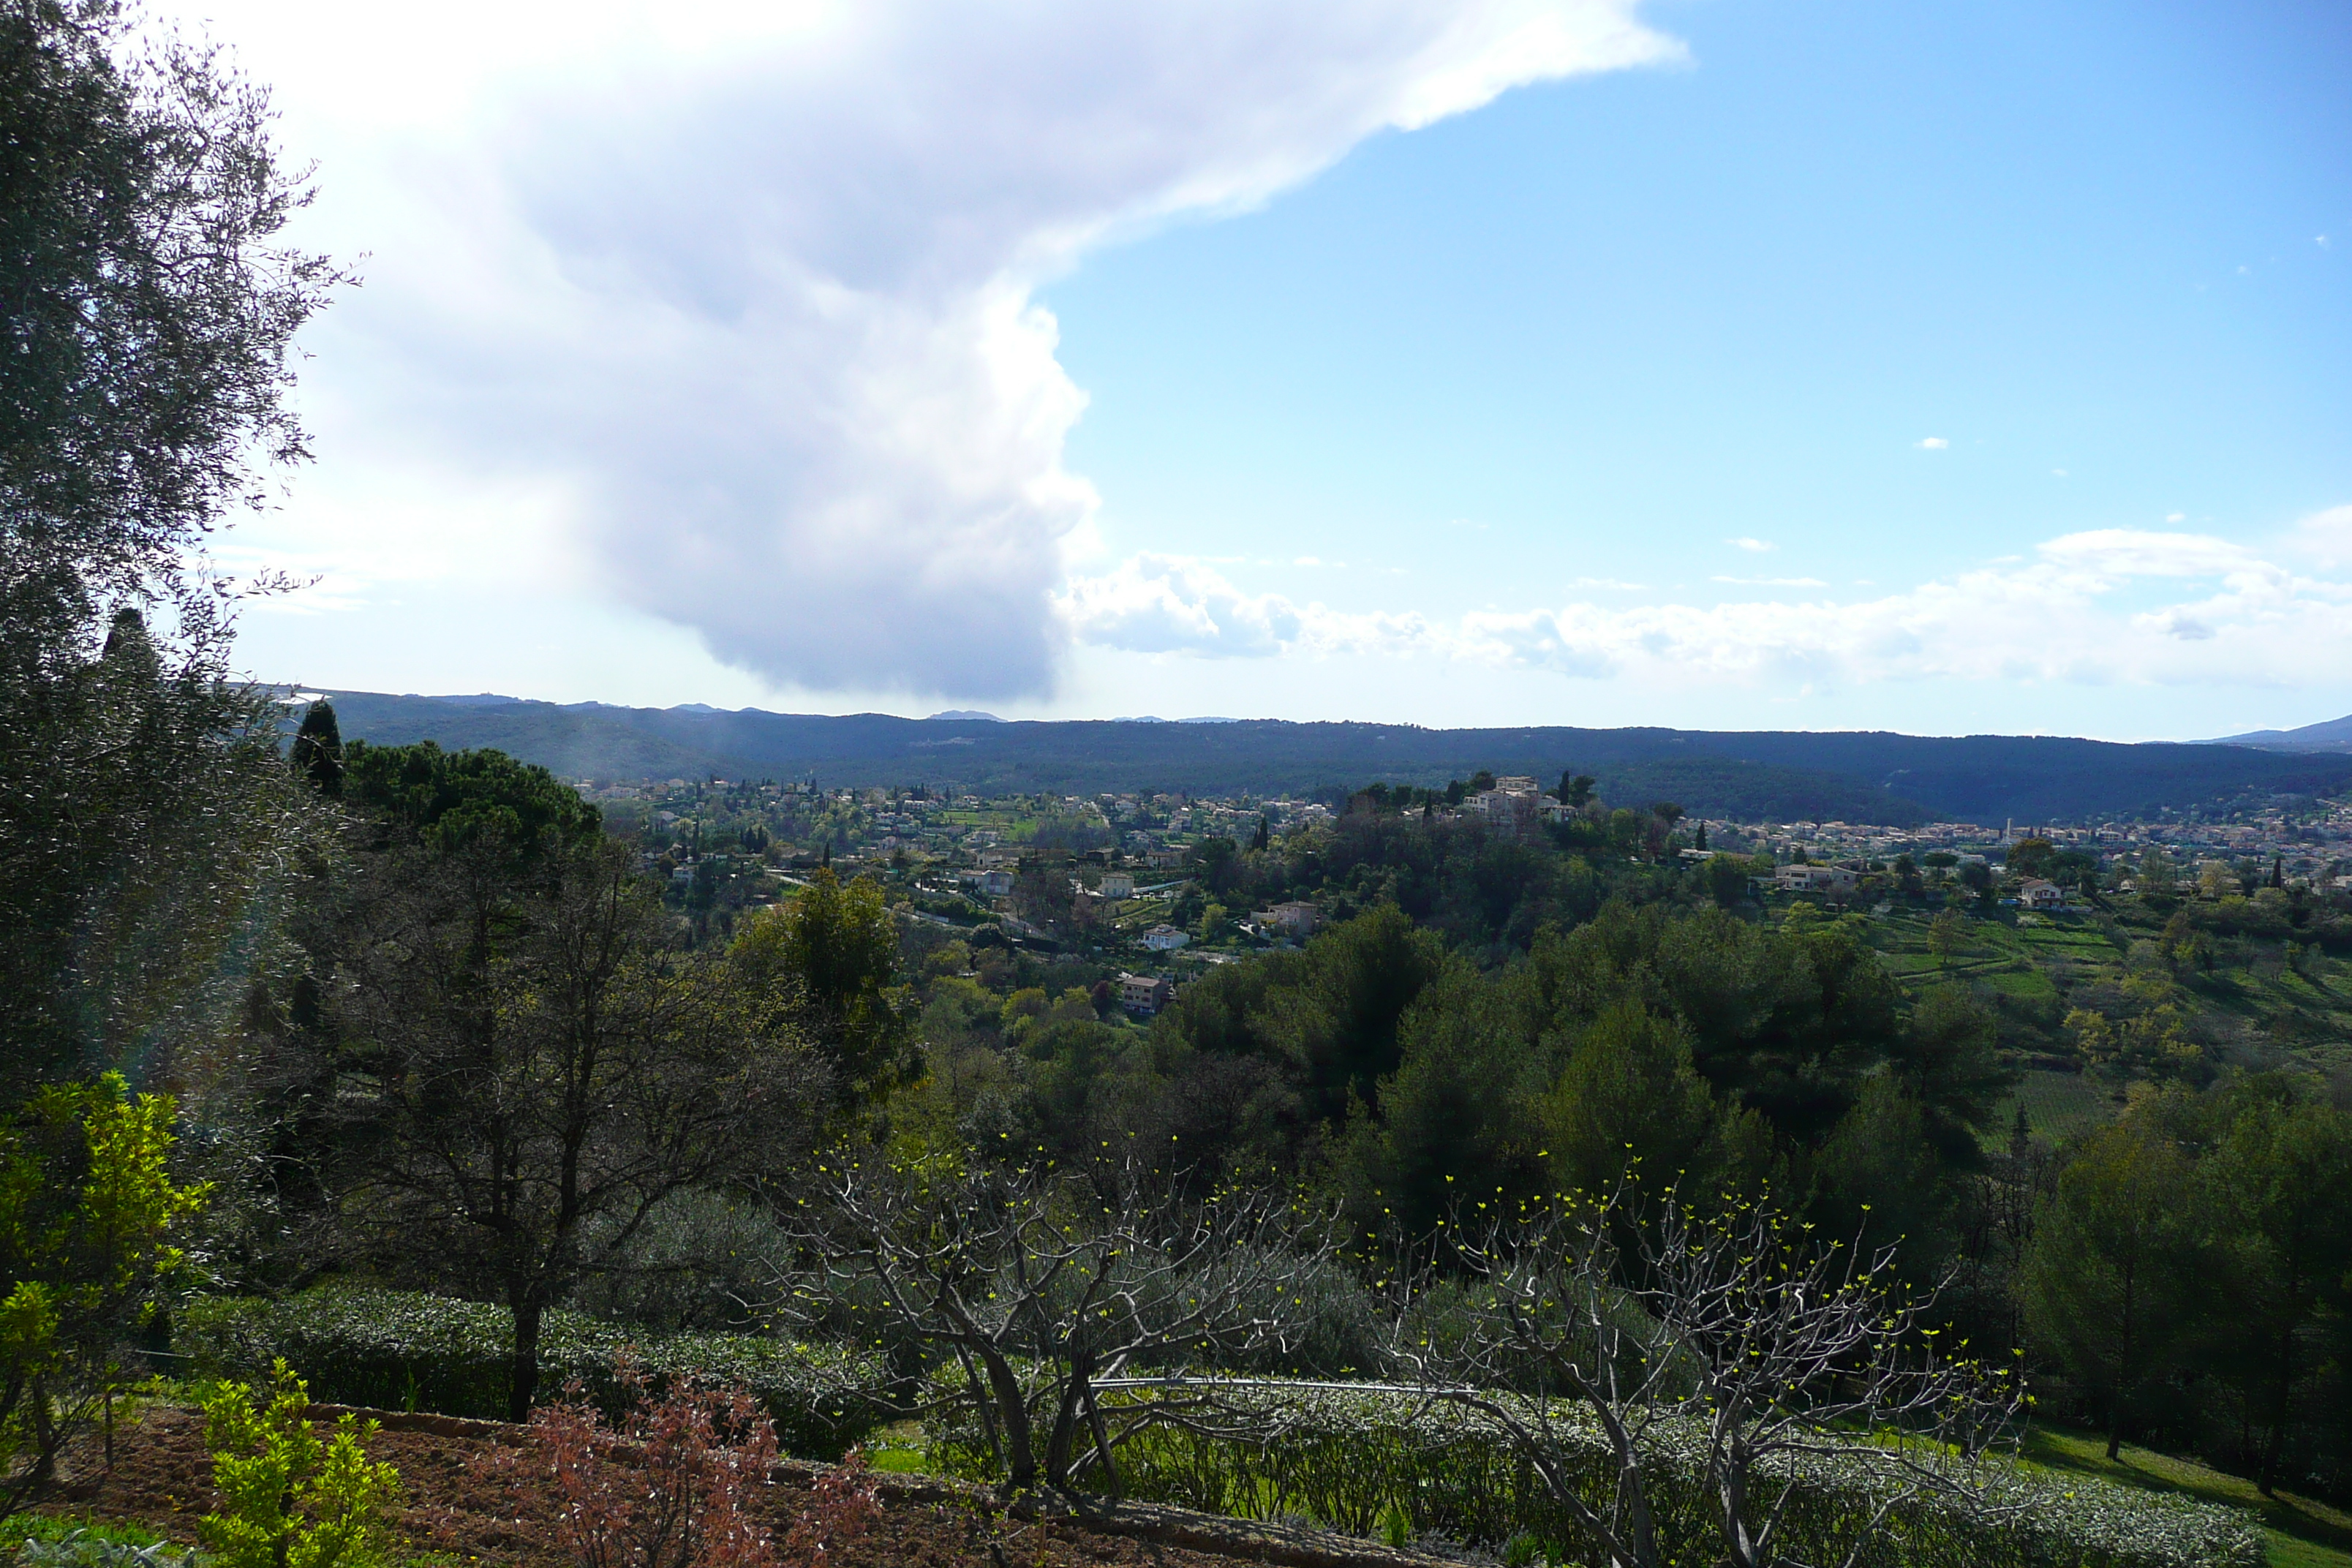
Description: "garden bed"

(30, 1403), (1473, 1568)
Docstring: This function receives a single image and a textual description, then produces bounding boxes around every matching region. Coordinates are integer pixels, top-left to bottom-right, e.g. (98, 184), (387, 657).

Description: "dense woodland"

(2, 5), (2348, 1564)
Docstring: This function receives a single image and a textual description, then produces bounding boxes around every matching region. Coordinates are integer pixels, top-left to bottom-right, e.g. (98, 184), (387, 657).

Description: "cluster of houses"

(1753, 859), (2073, 911)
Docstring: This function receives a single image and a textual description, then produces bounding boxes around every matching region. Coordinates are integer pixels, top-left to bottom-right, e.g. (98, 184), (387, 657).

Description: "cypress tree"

(289, 698), (344, 796)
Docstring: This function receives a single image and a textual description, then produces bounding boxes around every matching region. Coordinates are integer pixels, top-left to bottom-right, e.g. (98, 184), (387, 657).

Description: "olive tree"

(1, 0), (344, 1092)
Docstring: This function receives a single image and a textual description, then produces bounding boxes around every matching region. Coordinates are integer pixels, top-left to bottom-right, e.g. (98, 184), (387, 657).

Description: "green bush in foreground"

(934, 1380), (2264, 1568)
(199, 1362), (396, 1568)
(176, 1286), (883, 1458)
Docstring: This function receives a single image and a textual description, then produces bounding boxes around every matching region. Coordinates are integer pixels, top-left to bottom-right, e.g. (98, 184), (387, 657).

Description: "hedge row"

(933, 1380), (2263, 1568)
(176, 1285), (886, 1458)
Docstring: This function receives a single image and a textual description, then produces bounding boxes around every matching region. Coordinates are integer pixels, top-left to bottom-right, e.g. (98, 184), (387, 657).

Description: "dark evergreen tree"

(288, 698), (344, 796)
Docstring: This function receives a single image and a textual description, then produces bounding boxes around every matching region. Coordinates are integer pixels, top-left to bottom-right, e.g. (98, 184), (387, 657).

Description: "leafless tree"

(1390, 1184), (2026, 1568)
(773, 1149), (1335, 1498)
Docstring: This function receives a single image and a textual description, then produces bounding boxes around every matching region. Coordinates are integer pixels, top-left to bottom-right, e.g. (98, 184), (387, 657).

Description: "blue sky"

(200, 0), (2352, 737)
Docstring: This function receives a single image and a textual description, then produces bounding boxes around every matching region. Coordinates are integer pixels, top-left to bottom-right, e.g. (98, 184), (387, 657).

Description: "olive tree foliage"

(774, 1150), (1338, 1498)
(1392, 1184), (2026, 1568)
(1, 0), (343, 1094)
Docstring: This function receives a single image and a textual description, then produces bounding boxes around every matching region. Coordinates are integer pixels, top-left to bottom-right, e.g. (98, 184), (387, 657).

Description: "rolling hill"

(2212, 713), (2352, 754)
(314, 691), (2352, 826)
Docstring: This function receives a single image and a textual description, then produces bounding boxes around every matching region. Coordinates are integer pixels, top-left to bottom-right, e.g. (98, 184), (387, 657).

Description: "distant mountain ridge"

(315, 690), (2352, 826)
(2211, 713), (2352, 753)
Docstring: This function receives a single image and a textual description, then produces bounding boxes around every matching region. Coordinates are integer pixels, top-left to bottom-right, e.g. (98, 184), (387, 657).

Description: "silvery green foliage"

(15, 1532), (203, 1568)
(932, 1381), (2265, 1568)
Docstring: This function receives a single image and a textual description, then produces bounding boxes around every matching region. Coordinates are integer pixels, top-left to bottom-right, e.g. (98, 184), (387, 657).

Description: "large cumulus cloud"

(229, 1), (1680, 698)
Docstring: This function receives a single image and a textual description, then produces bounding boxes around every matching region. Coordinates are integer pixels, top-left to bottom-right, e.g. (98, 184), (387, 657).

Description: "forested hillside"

(320, 689), (2352, 825)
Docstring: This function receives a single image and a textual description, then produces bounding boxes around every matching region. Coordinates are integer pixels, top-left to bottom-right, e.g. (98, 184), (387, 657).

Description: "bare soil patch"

(37, 1406), (1452, 1568)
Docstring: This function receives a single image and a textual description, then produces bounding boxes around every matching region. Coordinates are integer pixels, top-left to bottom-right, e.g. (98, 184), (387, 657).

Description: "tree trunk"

(2257, 1334), (2293, 1499)
(976, 1346), (1037, 1493)
(509, 1296), (544, 1424)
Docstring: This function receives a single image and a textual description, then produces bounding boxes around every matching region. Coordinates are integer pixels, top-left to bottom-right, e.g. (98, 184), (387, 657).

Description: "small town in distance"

(592, 762), (2352, 1059)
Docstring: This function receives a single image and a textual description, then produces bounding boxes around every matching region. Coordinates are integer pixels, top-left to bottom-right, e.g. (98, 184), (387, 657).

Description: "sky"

(179, 0), (2352, 739)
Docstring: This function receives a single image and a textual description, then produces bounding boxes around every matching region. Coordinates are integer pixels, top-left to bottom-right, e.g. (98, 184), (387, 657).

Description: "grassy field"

(1997, 1067), (2117, 1142)
(2023, 1424), (2352, 1568)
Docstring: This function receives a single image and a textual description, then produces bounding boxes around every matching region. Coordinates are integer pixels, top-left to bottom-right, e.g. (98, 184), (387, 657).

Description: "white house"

(2016, 877), (2067, 911)
(1099, 871), (1136, 900)
(1250, 900), (1324, 938)
(1774, 864), (1859, 894)
(1141, 924), (1191, 952)
(959, 867), (1014, 898)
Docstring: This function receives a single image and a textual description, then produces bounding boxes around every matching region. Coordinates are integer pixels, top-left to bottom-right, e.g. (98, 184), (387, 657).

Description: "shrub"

(176, 1286), (884, 1459)
(513, 1357), (779, 1568)
(491, 1358), (877, 1568)
(12, 1531), (197, 1568)
(932, 1380), (2264, 1568)
(198, 1361), (398, 1568)
(1, 1516), (161, 1549)
(0, 1074), (209, 1512)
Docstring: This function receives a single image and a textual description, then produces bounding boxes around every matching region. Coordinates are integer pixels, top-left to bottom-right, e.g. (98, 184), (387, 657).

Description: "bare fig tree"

(1392, 1185), (2026, 1568)
(774, 1148), (1335, 1498)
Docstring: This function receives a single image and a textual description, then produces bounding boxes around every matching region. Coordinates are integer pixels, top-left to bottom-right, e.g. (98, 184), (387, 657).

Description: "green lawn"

(2022, 1424), (2352, 1568)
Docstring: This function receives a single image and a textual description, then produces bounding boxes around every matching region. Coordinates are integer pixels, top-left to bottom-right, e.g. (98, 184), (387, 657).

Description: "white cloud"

(1063, 516), (2352, 691)
(1915, 437), (1948, 449)
(206, 0), (1681, 700)
(2292, 504), (2352, 570)
(1059, 556), (1430, 659)
(1727, 536), (1775, 552)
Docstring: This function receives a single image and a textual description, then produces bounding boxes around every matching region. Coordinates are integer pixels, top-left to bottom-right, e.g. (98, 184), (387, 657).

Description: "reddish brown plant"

(489, 1355), (875, 1568)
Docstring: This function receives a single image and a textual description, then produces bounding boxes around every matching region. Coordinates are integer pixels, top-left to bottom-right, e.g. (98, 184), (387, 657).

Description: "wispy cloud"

(1915, 437), (1948, 450)
(1062, 515), (2352, 692)
(1727, 536), (1774, 553)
